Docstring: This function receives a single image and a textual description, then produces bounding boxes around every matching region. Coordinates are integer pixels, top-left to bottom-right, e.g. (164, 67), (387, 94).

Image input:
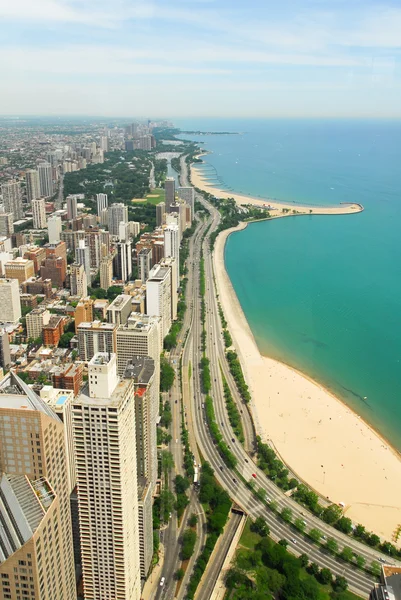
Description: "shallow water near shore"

(177, 118), (401, 452)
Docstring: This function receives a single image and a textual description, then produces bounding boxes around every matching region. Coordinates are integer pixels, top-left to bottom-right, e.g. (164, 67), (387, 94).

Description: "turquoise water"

(176, 119), (401, 452)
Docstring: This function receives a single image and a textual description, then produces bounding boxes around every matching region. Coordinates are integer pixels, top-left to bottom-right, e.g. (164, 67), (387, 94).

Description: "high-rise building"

(164, 177), (175, 213)
(108, 203), (128, 236)
(100, 136), (109, 152)
(156, 201), (165, 226)
(1, 180), (23, 221)
(72, 353), (142, 600)
(23, 246), (46, 274)
(5, 257), (35, 284)
(40, 256), (66, 288)
(32, 197), (47, 229)
(146, 264), (172, 339)
(26, 306), (51, 339)
(0, 212), (14, 236)
(100, 254), (113, 290)
(177, 187), (195, 215)
(116, 313), (161, 378)
(74, 297), (93, 332)
(70, 262), (88, 298)
(75, 239), (91, 285)
(159, 256), (178, 321)
(66, 195), (78, 220)
(0, 372), (76, 600)
(107, 294), (132, 326)
(114, 240), (132, 282)
(77, 320), (117, 361)
(137, 247), (152, 283)
(38, 161), (54, 197)
(25, 168), (41, 202)
(48, 214), (62, 243)
(164, 223), (180, 289)
(96, 193), (108, 216)
(0, 327), (11, 368)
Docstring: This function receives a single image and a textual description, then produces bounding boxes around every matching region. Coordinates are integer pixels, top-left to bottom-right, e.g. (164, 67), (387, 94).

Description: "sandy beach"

(213, 220), (401, 545)
(191, 163), (363, 215)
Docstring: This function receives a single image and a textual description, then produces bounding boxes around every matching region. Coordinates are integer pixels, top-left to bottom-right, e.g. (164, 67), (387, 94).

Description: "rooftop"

(0, 372), (59, 420)
(78, 320), (116, 331)
(124, 355), (154, 385)
(75, 376), (132, 408)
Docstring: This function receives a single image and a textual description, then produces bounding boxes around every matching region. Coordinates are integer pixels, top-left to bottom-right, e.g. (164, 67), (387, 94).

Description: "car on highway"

(160, 577), (165, 587)
(231, 438), (235, 443)
(291, 538), (297, 545)
(252, 473), (257, 478)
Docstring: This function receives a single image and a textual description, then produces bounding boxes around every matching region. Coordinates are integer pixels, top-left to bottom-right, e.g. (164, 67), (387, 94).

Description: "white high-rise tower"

(38, 162), (54, 197)
(25, 168), (41, 202)
(32, 197), (47, 229)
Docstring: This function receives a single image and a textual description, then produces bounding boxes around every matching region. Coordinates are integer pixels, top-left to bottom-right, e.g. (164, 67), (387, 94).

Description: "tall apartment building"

(25, 168), (40, 202)
(0, 372), (76, 600)
(26, 306), (51, 340)
(177, 186), (195, 215)
(72, 353), (142, 600)
(96, 193), (108, 217)
(128, 221), (140, 238)
(160, 256), (178, 321)
(40, 256), (66, 288)
(70, 262), (88, 298)
(164, 177), (175, 213)
(74, 297), (93, 332)
(38, 162), (54, 197)
(138, 247), (152, 283)
(100, 254), (113, 289)
(77, 320), (117, 361)
(1, 180), (23, 221)
(156, 201), (165, 226)
(0, 212), (14, 236)
(32, 197), (47, 229)
(0, 328), (11, 368)
(114, 240), (132, 282)
(146, 264), (172, 340)
(107, 294), (132, 326)
(75, 239), (91, 285)
(108, 203), (128, 236)
(23, 245), (46, 274)
(164, 223), (180, 289)
(5, 257), (35, 284)
(66, 195), (78, 220)
(47, 214), (62, 243)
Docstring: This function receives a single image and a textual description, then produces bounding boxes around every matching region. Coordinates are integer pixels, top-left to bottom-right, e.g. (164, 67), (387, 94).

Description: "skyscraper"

(66, 195), (78, 220)
(100, 136), (109, 152)
(96, 193), (108, 216)
(146, 264), (172, 339)
(137, 247), (152, 283)
(48, 214), (62, 243)
(0, 212), (14, 236)
(100, 254), (113, 290)
(77, 320), (117, 361)
(0, 327), (11, 368)
(0, 372), (76, 600)
(108, 203), (128, 236)
(70, 262), (88, 298)
(38, 162), (54, 197)
(25, 168), (41, 202)
(164, 223), (180, 289)
(164, 177), (175, 213)
(114, 240), (132, 282)
(75, 239), (91, 285)
(32, 197), (47, 229)
(156, 201), (165, 226)
(72, 353), (142, 600)
(1, 180), (23, 221)
(177, 187), (195, 216)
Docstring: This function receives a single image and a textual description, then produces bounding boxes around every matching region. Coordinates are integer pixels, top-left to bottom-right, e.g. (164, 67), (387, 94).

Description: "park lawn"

(238, 519), (261, 550)
(130, 188), (165, 205)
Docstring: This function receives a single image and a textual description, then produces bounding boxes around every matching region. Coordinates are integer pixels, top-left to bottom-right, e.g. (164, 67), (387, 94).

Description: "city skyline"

(0, 0), (400, 117)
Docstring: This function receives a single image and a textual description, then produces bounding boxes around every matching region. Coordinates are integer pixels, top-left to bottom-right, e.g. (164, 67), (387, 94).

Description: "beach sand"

(212, 210), (401, 545)
(191, 163), (363, 215)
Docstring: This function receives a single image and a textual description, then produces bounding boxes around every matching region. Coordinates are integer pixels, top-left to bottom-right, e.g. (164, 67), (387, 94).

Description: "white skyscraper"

(0, 278), (21, 323)
(66, 195), (78, 220)
(146, 264), (172, 339)
(38, 161), (54, 197)
(114, 241), (132, 282)
(100, 136), (109, 152)
(164, 224), (180, 289)
(70, 262), (88, 297)
(108, 203), (128, 236)
(48, 214), (62, 243)
(75, 239), (91, 284)
(1, 180), (23, 221)
(25, 168), (41, 202)
(72, 353), (142, 600)
(32, 197), (47, 229)
(96, 193), (108, 217)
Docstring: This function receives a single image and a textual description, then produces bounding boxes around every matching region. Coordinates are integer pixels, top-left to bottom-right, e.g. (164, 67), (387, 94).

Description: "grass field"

(131, 187), (165, 205)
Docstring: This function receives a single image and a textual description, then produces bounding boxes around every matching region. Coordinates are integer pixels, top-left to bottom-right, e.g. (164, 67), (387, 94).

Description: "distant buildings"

(70, 262), (88, 298)
(32, 197), (47, 229)
(75, 239), (91, 285)
(100, 254), (113, 289)
(164, 177), (175, 213)
(0, 328), (11, 368)
(26, 306), (51, 340)
(40, 255), (66, 288)
(66, 194), (78, 220)
(138, 247), (152, 283)
(0, 212), (14, 236)
(74, 297), (93, 332)
(177, 186), (195, 215)
(5, 257), (35, 284)
(108, 203), (128, 236)
(114, 240), (132, 282)
(96, 192), (108, 216)
(164, 223), (180, 288)
(25, 168), (41, 202)
(38, 161), (54, 197)
(1, 180), (23, 221)
(48, 214), (62, 243)
(156, 201), (165, 226)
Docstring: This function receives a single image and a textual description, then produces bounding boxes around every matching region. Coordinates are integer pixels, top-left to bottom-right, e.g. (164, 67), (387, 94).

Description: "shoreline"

(193, 162), (401, 542)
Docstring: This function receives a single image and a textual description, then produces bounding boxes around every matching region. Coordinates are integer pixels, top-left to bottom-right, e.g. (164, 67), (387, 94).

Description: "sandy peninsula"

(191, 163), (363, 216)
(206, 177), (401, 544)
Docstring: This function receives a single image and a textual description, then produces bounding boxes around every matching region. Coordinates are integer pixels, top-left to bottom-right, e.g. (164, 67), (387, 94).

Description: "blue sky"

(0, 0), (400, 117)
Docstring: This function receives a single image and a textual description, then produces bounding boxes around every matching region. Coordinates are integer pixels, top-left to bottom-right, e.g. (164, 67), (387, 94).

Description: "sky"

(0, 0), (400, 118)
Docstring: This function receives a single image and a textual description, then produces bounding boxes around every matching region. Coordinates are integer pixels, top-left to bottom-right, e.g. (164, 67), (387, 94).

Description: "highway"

(176, 156), (389, 598)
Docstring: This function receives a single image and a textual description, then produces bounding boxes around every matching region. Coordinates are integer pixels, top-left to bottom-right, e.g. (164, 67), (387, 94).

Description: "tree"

(161, 450), (174, 480)
(280, 507), (292, 523)
(325, 537), (339, 554)
(370, 561), (381, 578)
(298, 553), (309, 568)
(333, 575), (348, 592)
(278, 539), (288, 548)
(181, 529), (197, 560)
(188, 513), (198, 527)
(335, 516), (353, 534)
(174, 475), (190, 495)
(309, 528), (322, 543)
(367, 533), (381, 547)
(355, 554), (366, 569)
(318, 567), (332, 585)
(268, 500), (278, 512)
(174, 568), (184, 581)
(339, 546), (354, 562)
(160, 358), (175, 392)
(250, 517), (269, 538)
(294, 518), (306, 532)
(322, 504), (342, 525)
(353, 524), (366, 539)
(307, 562), (320, 577)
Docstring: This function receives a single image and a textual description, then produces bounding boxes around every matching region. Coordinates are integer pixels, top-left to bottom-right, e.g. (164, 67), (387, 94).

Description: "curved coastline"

(195, 165), (401, 542)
